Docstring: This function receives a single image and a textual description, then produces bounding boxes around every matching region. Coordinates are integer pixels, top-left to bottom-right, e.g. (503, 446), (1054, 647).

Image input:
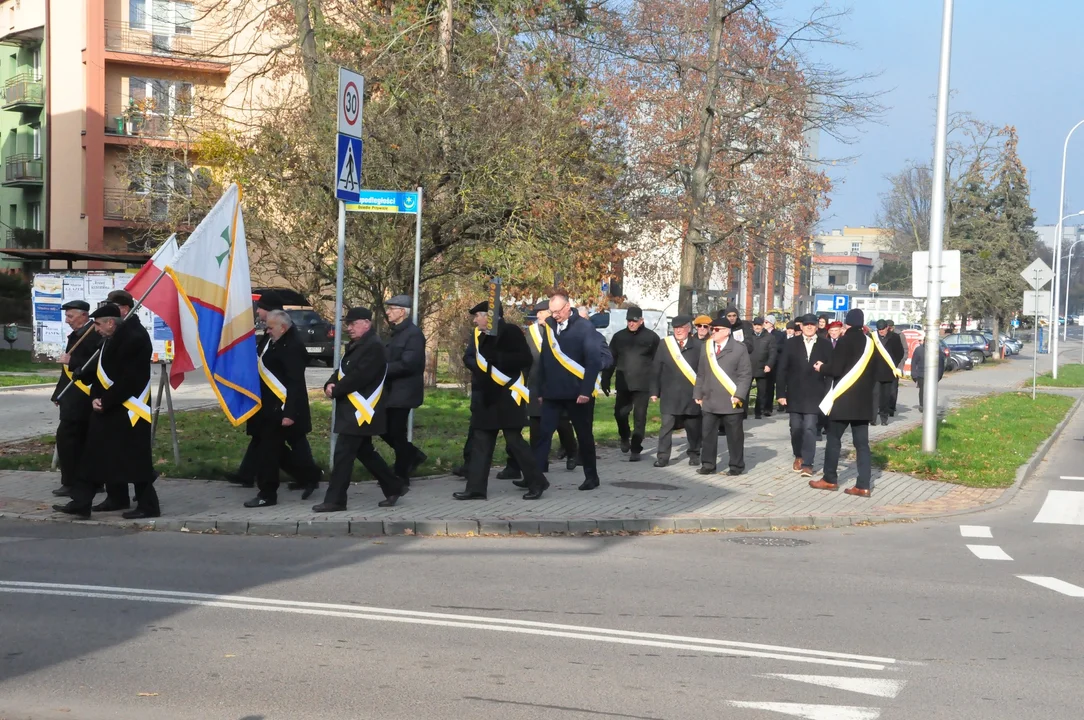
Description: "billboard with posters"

(31, 272), (174, 363)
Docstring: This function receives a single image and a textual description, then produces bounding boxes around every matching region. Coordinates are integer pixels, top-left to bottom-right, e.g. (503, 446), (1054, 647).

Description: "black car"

(942, 332), (992, 365)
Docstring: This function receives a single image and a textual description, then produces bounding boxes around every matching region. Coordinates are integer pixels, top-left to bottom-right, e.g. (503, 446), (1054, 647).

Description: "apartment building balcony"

(3, 154), (42, 187)
(103, 188), (204, 228)
(2, 73), (43, 111)
(0, 0), (44, 45)
(4, 228), (43, 249)
(104, 108), (218, 148)
(104, 21), (229, 74)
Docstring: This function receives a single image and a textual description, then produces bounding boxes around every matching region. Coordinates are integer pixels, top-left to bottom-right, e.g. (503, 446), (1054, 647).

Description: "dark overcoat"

(249, 325), (312, 435)
(693, 338), (753, 415)
(602, 326), (660, 393)
(748, 330), (778, 378)
(52, 321), (102, 422)
(649, 335), (702, 416)
(384, 318), (426, 409)
(775, 334), (831, 415)
(821, 328), (877, 423)
(326, 328), (388, 436)
(463, 320), (533, 430)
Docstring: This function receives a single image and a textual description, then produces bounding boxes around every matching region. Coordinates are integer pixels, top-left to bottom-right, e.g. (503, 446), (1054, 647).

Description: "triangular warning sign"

(728, 701), (881, 720)
(337, 142), (359, 193)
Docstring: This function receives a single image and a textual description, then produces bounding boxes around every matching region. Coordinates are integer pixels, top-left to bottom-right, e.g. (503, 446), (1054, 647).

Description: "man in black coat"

(872, 320), (906, 426)
(49, 300), (102, 498)
(911, 339), (946, 412)
(761, 315), (787, 416)
(649, 314), (702, 467)
(54, 304), (160, 520)
(722, 306), (755, 353)
(809, 309), (878, 497)
(776, 314), (831, 477)
(242, 310), (322, 508)
(748, 317), (778, 419)
(885, 320), (905, 416)
(453, 302), (547, 500)
(380, 294), (428, 484)
(601, 306), (660, 461)
(314, 307), (405, 511)
(533, 291), (604, 491)
(694, 316), (753, 476)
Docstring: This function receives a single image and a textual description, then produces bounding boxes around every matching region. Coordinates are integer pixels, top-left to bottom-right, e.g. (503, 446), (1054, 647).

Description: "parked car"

(942, 332), (991, 364)
(251, 287), (337, 366)
(1003, 336), (1024, 354)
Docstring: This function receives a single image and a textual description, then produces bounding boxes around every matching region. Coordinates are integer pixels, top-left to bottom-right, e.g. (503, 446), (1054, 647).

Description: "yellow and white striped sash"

(62, 365), (92, 396)
(95, 353), (151, 426)
(818, 336), (876, 416)
(871, 331), (903, 378)
(705, 341), (742, 408)
(664, 336), (696, 385)
(338, 360), (385, 426)
(543, 324), (601, 397)
(257, 340), (287, 406)
(474, 329), (530, 405)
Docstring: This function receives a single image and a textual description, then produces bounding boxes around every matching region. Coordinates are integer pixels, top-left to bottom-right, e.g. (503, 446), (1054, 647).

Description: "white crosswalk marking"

(1059, 476), (1084, 480)
(967, 545), (1013, 561)
(728, 701), (880, 719)
(761, 674), (904, 699)
(1034, 490), (1084, 525)
(959, 525), (992, 538)
(1018, 576), (1084, 597)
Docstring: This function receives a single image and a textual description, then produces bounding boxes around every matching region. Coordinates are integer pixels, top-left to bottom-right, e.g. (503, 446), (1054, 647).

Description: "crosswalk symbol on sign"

(335, 134), (361, 201)
(338, 143), (358, 192)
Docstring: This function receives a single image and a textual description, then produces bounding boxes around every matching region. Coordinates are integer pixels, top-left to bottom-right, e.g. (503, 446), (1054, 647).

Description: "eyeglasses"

(695, 324), (710, 329)
(711, 326), (727, 332)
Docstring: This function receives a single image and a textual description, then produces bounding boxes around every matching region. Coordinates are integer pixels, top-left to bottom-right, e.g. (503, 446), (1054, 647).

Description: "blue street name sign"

(345, 190), (420, 214)
(335, 133), (362, 203)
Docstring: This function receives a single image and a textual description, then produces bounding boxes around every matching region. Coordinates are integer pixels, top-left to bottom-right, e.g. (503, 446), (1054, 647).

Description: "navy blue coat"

(535, 313), (603, 400)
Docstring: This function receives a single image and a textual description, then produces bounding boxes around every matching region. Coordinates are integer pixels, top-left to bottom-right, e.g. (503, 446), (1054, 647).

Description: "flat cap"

(693, 314), (712, 326)
(800, 313), (819, 326)
(106, 289), (134, 308)
(90, 303), (121, 319)
(711, 315), (732, 329)
(827, 320), (843, 330)
(672, 314), (693, 327)
(386, 294), (412, 309)
(626, 306), (643, 321)
(62, 300), (90, 312)
(345, 306), (373, 322)
(532, 300), (549, 312)
(876, 319), (888, 331)
(752, 316), (764, 325)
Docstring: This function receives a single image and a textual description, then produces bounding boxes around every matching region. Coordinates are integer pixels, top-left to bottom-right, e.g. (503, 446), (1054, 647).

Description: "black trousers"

(614, 389), (650, 452)
(381, 406), (424, 478)
(55, 418), (89, 488)
(535, 398), (597, 479)
(255, 425), (322, 501)
(763, 372), (777, 411)
(873, 381), (893, 420)
(916, 377), (925, 412)
(466, 427), (546, 495)
(752, 377), (771, 416)
(239, 431), (313, 485)
(71, 473), (158, 514)
(889, 377), (899, 414)
(657, 413), (702, 462)
(823, 420), (872, 490)
(700, 413), (744, 472)
(323, 435), (403, 507)
(788, 412), (818, 468)
(507, 414), (577, 473)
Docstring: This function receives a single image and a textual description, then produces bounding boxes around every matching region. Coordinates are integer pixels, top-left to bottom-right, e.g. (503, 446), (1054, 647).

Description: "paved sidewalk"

(0, 352), (1066, 537)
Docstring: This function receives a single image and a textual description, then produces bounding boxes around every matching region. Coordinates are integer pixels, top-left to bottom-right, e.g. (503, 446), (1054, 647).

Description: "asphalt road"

(2, 403), (1083, 720)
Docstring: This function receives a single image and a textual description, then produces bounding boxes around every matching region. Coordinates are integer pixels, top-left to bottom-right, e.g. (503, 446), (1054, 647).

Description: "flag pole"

(54, 268), (170, 402)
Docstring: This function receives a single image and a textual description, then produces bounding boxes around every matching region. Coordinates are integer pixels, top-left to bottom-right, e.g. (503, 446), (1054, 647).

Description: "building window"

(175, 1), (193, 35)
(31, 126), (40, 159)
(850, 241), (862, 254)
(828, 270), (849, 286)
(27, 202), (40, 231)
(30, 47), (41, 80)
(130, 0), (147, 27)
(131, 78), (194, 117)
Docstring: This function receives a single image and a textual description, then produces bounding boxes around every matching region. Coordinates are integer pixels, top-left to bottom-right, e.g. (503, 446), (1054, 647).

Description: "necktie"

(832, 339), (837, 348)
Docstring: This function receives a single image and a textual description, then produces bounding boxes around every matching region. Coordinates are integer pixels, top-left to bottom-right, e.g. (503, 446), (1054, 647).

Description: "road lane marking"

(1034, 490), (1084, 524)
(1059, 476), (1084, 481)
(728, 701), (880, 719)
(1017, 576), (1084, 597)
(959, 525), (992, 538)
(0, 581), (893, 670)
(966, 545), (1013, 561)
(761, 674), (905, 698)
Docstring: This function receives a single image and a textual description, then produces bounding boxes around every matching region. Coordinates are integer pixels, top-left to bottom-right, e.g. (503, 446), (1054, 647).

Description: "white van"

(590, 308), (669, 342)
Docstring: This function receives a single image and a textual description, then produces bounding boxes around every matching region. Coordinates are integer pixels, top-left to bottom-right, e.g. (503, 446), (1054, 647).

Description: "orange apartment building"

(1, 0), (288, 270)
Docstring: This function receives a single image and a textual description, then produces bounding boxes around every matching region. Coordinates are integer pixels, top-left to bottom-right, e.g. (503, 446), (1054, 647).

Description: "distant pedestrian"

(693, 315), (712, 342)
(380, 295), (428, 485)
(910, 341), (945, 413)
(817, 315), (830, 340)
(885, 320), (904, 416)
(762, 315), (787, 415)
(649, 314), (702, 467)
(694, 316), (752, 476)
(602, 306), (660, 462)
(776, 314), (830, 478)
(809, 309), (878, 497)
(871, 320), (905, 425)
(748, 317), (778, 419)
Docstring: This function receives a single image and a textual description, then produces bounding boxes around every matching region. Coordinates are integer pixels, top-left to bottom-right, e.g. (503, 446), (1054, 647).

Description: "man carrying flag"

(694, 315), (752, 476)
(49, 299), (102, 498)
(649, 314), (703, 468)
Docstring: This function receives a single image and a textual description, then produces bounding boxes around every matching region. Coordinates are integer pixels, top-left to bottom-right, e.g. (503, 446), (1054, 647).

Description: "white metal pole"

(1051, 120), (1084, 376)
(1065, 239), (1078, 342)
(922, 0), (954, 454)
(408, 186), (423, 444)
(331, 199), (346, 463)
(1033, 279), (1039, 400)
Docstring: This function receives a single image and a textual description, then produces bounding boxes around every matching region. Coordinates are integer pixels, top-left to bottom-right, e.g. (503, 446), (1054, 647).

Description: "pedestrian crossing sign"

(335, 134), (362, 202)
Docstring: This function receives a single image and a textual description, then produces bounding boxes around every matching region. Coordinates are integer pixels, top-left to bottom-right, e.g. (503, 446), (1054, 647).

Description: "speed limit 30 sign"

(337, 67), (364, 139)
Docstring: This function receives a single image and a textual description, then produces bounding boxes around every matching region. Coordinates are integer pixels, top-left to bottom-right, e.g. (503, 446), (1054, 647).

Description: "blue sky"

(778, 0), (1084, 230)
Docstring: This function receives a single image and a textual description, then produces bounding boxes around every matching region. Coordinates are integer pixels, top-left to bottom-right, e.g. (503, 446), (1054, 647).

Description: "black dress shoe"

(244, 496), (276, 508)
(301, 478), (320, 501)
(52, 503), (90, 519)
(224, 472), (255, 488)
(51, 486), (71, 497)
(557, 448), (569, 460)
(453, 491), (487, 500)
(378, 495), (401, 507)
(407, 451), (428, 477)
(93, 500), (130, 512)
(764, 411), (773, 417)
(522, 479), (550, 500)
(755, 413), (762, 420)
(496, 468), (522, 480)
(629, 452), (641, 462)
(566, 457), (577, 471)
(512, 478), (530, 489)
(620, 439), (630, 453)
(696, 467), (716, 475)
(687, 456), (701, 466)
(93, 485), (105, 495)
(728, 469), (743, 476)
(312, 502), (347, 512)
(121, 508), (160, 520)
(653, 459), (669, 468)
(451, 465), (466, 478)
(578, 477), (600, 491)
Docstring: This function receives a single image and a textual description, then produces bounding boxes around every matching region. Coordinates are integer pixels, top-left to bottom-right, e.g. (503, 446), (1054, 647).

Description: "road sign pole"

(331, 199), (346, 464)
(922, 0), (954, 454)
(1033, 283), (1039, 400)
(407, 186), (423, 444)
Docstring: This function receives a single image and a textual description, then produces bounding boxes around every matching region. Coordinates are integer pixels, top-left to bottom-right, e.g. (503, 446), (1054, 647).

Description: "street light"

(1050, 119), (1084, 378)
(1064, 229), (1084, 341)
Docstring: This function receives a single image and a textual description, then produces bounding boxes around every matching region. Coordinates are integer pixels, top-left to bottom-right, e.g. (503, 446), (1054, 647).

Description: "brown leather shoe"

(800, 466), (814, 478)
(808, 478), (838, 491)
(792, 458), (803, 472)
(844, 486), (871, 497)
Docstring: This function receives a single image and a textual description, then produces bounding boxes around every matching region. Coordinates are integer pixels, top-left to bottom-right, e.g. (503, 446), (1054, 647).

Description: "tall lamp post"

(1064, 231), (1084, 341)
(1050, 120), (1084, 378)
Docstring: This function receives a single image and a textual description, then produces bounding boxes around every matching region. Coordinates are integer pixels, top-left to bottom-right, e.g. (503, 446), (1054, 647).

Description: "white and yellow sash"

(706, 341), (742, 407)
(664, 336), (696, 385)
(871, 331), (903, 378)
(818, 336), (876, 415)
(257, 340), (287, 406)
(528, 323), (544, 353)
(543, 324), (602, 397)
(62, 365), (91, 396)
(474, 329), (530, 405)
(95, 353), (151, 426)
(338, 360), (385, 426)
